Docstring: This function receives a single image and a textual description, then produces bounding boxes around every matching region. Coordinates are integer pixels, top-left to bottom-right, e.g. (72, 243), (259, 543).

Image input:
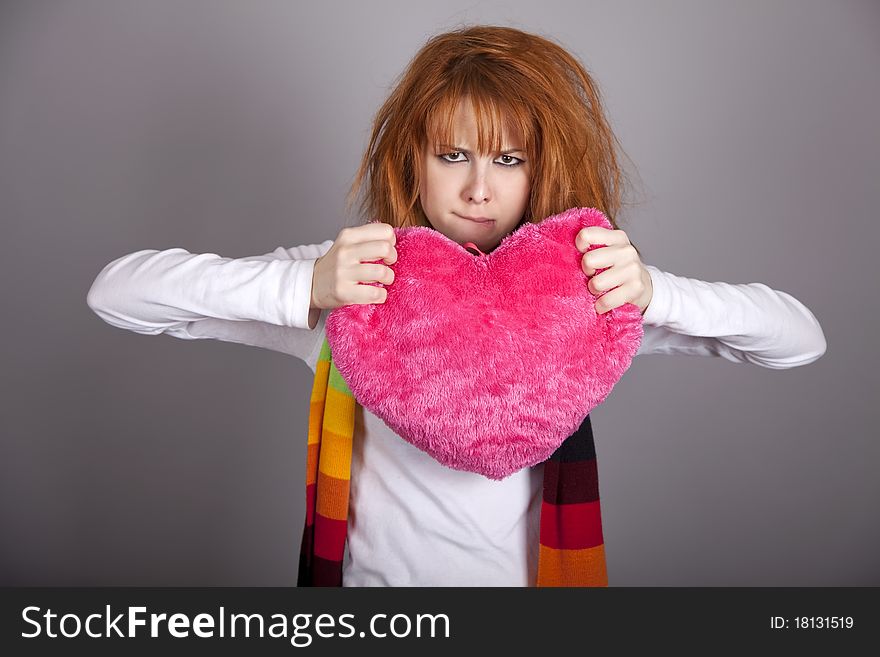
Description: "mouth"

(455, 213), (495, 225)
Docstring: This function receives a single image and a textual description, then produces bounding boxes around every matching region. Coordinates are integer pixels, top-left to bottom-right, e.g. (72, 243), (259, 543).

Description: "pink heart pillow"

(325, 206), (643, 480)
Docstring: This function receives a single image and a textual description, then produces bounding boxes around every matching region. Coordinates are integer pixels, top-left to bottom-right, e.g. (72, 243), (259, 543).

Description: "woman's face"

(418, 99), (531, 253)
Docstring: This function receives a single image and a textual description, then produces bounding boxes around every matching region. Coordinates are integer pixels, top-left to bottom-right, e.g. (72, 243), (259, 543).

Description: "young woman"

(87, 25), (826, 586)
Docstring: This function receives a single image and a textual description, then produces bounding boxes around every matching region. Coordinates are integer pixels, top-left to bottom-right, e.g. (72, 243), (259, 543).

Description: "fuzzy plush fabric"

(325, 206), (643, 480)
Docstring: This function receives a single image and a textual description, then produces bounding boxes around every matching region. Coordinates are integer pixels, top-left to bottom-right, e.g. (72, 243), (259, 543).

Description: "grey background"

(1, 0), (877, 586)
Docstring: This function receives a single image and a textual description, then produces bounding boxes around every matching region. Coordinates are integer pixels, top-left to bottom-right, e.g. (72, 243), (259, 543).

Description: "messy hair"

(347, 24), (640, 242)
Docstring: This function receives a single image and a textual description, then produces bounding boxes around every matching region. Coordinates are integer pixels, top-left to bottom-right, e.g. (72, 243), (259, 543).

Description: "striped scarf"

(297, 338), (608, 587)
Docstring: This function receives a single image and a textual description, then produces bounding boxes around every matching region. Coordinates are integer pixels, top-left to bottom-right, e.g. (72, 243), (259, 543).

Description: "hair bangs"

(423, 79), (534, 158)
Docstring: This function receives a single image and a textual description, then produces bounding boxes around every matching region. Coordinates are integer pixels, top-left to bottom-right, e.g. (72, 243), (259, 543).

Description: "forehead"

(425, 97), (524, 150)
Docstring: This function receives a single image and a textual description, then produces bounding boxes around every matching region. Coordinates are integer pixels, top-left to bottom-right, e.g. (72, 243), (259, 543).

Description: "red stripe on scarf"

(314, 514), (347, 561)
(539, 499), (604, 550)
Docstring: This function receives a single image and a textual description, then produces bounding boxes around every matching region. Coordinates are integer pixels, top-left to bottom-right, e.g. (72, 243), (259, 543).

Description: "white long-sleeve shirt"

(86, 241), (827, 586)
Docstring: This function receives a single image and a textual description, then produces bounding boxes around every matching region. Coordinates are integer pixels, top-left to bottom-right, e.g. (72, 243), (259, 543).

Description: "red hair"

(347, 25), (641, 249)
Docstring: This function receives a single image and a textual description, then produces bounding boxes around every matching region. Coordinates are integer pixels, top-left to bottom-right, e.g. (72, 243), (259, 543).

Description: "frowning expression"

(419, 98), (531, 253)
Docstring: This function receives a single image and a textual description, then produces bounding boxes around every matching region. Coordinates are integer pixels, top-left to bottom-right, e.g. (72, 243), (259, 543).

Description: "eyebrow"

(437, 144), (525, 155)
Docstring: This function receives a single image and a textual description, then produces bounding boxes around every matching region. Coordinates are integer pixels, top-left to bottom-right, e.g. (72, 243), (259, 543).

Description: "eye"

(496, 154), (524, 167)
(439, 152), (467, 163)
(438, 152), (524, 167)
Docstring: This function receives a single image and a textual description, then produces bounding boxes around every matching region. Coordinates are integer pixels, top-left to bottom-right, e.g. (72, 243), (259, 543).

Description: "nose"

(462, 160), (491, 203)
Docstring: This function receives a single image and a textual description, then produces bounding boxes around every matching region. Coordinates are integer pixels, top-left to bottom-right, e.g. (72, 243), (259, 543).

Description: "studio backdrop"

(1, 0), (877, 585)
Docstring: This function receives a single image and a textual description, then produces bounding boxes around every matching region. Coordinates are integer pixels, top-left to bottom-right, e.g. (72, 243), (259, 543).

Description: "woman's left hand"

(575, 227), (653, 315)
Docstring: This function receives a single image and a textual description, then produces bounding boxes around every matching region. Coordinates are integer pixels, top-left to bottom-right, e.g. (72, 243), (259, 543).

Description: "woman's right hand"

(310, 222), (398, 310)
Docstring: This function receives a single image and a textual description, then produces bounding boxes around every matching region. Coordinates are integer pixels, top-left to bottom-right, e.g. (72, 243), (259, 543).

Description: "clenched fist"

(310, 222), (398, 311)
(575, 226), (653, 315)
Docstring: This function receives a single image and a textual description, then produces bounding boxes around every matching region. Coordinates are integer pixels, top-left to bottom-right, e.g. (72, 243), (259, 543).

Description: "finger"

(586, 268), (621, 295)
(349, 282), (388, 305)
(581, 244), (614, 277)
(594, 285), (629, 315)
(356, 262), (395, 285)
(355, 239), (398, 265)
(575, 226), (627, 253)
(356, 221), (397, 245)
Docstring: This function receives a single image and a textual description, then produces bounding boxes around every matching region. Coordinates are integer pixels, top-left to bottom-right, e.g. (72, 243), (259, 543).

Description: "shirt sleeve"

(635, 264), (827, 370)
(86, 240), (334, 361)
